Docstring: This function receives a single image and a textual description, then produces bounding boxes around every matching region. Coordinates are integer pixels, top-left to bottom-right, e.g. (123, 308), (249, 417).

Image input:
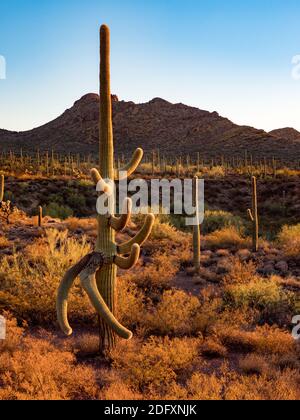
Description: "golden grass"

(205, 227), (251, 250)
(111, 336), (200, 398)
(143, 290), (202, 336)
(0, 316), (99, 400)
(277, 224), (300, 259)
(0, 229), (93, 324)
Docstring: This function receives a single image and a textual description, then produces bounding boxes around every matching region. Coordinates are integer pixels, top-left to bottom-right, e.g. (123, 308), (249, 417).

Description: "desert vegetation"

(0, 24), (299, 401)
(0, 208), (299, 400)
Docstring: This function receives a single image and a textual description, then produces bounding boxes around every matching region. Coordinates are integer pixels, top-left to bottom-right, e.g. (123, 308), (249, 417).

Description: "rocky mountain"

(0, 93), (299, 162)
(269, 128), (300, 143)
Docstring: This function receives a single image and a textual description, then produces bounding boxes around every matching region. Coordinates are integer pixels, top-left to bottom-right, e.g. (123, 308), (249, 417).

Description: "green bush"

(223, 277), (296, 324)
(277, 224), (300, 258)
(43, 202), (73, 220)
(202, 210), (245, 235)
(66, 193), (86, 210)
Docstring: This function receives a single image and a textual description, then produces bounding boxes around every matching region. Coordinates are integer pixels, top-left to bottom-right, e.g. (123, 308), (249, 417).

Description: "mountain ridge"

(0, 93), (299, 162)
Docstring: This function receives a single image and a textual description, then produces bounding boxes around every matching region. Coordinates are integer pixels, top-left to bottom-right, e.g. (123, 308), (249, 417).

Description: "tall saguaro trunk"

(97, 25), (118, 350)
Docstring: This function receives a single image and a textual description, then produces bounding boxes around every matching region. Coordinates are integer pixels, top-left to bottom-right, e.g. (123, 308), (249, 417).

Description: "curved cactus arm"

(118, 214), (155, 255)
(56, 253), (94, 336)
(80, 270), (133, 340)
(91, 168), (112, 194)
(247, 209), (254, 222)
(115, 148), (144, 181)
(114, 244), (140, 270)
(109, 198), (132, 232)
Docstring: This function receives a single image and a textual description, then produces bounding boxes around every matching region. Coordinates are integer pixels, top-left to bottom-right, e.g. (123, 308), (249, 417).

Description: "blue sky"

(1, 0), (300, 131)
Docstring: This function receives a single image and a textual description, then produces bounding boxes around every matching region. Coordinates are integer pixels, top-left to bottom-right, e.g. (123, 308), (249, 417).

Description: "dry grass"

(239, 354), (271, 376)
(0, 213), (299, 401)
(143, 290), (202, 336)
(205, 227), (251, 251)
(277, 224), (300, 259)
(0, 316), (99, 400)
(131, 253), (180, 289)
(218, 325), (296, 356)
(111, 336), (200, 398)
(0, 236), (10, 249)
(224, 257), (259, 284)
(0, 229), (93, 324)
(64, 217), (97, 235)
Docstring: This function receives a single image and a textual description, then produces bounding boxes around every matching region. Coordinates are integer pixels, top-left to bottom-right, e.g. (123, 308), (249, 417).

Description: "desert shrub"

(224, 368), (299, 400)
(202, 211), (244, 235)
(186, 372), (223, 400)
(186, 362), (299, 400)
(64, 217), (97, 235)
(0, 229), (92, 324)
(117, 276), (146, 331)
(151, 220), (179, 241)
(200, 339), (227, 359)
(239, 354), (270, 376)
(143, 290), (202, 337)
(101, 382), (143, 401)
(277, 224), (300, 259)
(0, 317), (99, 400)
(43, 202), (73, 220)
(224, 258), (258, 285)
(133, 253), (179, 289)
(111, 336), (200, 397)
(0, 236), (10, 249)
(205, 227), (250, 250)
(206, 166), (226, 178)
(218, 325), (295, 356)
(66, 193), (86, 210)
(223, 277), (296, 323)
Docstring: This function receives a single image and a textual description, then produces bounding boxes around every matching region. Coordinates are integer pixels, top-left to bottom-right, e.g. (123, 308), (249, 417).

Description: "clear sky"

(1, 0), (300, 132)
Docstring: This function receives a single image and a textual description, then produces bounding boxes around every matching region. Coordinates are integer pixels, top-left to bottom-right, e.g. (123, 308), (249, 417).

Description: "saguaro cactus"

(247, 176), (259, 252)
(193, 176), (201, 273)
(0, 175), (4, 202)
(57, 25), (154, 352)
(38, 206), (43, 227)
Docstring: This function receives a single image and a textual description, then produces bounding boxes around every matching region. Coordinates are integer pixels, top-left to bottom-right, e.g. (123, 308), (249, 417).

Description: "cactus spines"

(38, 206), (43, 227)
(247, 176), (259, 252)
(0, 175), (4, 202)
(57, 24), (154, 352)
(193, 176), (201, 273)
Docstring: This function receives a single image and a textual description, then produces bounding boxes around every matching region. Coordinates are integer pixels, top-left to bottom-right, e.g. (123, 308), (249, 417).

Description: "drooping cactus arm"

(91, 168), (112, 194)
(115, 148), (144, 181)
(80, 269), (133, 340)
(114, 244), (140, 270)
(118, 214), (155, 255)
(109, 198), (132, 232)
(247, 209), (254, 222)
(56, 253), (95, 336)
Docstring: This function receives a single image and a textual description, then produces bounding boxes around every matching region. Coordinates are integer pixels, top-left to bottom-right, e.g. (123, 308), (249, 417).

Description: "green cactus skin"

(247, 176), (259, 252)
(193, 176), (201, 273)
(0, 175), (4, 202)
(57, 24), (154, 353)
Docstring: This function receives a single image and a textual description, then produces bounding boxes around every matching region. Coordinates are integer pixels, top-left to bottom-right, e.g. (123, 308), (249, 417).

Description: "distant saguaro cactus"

(247, 176), (259, 252)
(0, 175), (4, 202)
(56, 25), (154, 353)
(193, 176), (201, 273)
(38, 206), (43, 227)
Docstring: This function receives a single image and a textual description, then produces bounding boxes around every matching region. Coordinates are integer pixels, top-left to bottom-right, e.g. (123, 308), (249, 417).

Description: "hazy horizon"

(1, 0), (300, 132)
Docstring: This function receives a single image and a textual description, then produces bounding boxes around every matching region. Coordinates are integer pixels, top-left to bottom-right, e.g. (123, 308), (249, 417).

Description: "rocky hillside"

(1, 94), (300, 162)
(269, 128), (300, 143)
